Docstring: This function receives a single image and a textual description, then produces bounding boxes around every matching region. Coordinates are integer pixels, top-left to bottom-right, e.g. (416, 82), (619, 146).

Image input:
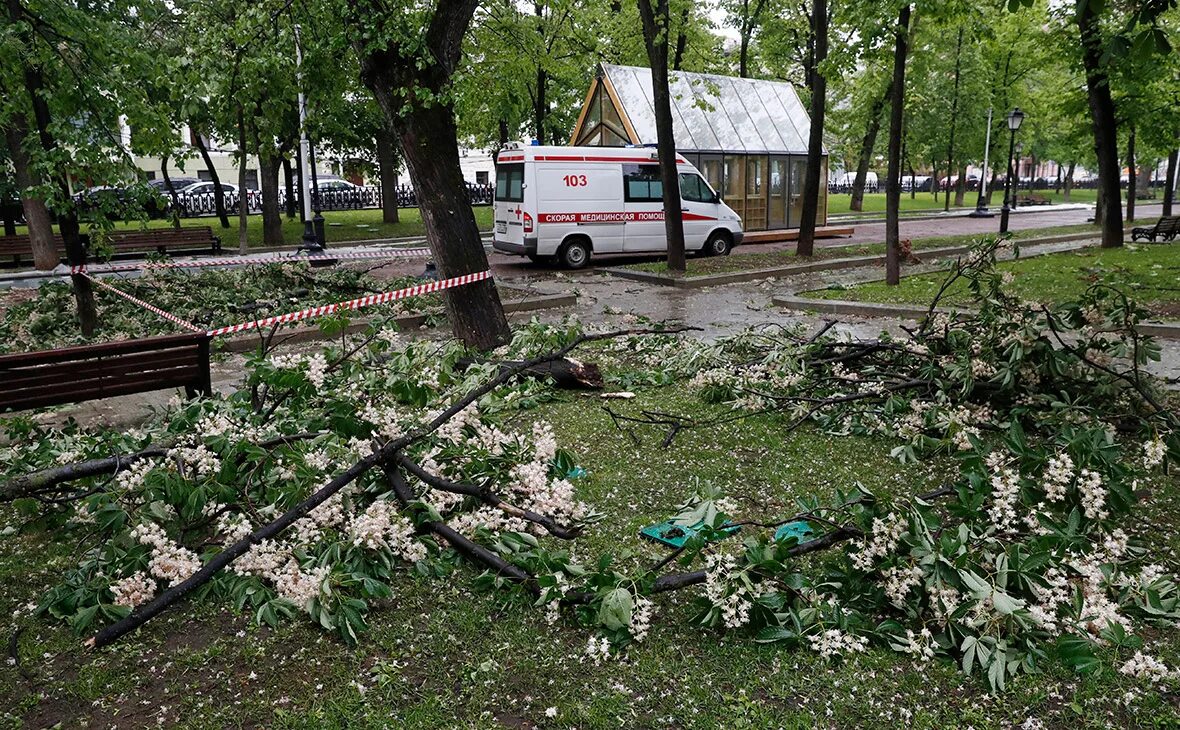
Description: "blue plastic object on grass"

(640, 520), (740, 548)
(774, 520), (818, 545)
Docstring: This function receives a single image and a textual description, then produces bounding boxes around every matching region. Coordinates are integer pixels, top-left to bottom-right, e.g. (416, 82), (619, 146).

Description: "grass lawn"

(826, 189), (1106, 217)
(9, 207), (496, 249)
(621, 223), (1106, 278)
(801, 242), (1180, 318)
(3, 379), (1179, 728)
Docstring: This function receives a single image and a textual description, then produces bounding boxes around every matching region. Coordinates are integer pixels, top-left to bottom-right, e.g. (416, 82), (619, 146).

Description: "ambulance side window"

(622, 164), (663, 202)
(496, 164), (524, 202)
(678, 174), (712, 203)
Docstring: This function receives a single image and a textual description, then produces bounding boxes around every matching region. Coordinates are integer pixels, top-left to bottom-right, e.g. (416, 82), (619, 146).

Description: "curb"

(771, 294), (1180, 340)
(217, 289), (576, 353)
(827, 202), (1098, 225)
(602, 232), (1101, 289)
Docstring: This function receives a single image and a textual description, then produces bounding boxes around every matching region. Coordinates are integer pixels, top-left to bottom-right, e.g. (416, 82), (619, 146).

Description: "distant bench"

(0, 333), (212, 413)
(0, 226), (222, 267)
(1131, 215), (1180, 243)
(1016, 194), (1051, 206)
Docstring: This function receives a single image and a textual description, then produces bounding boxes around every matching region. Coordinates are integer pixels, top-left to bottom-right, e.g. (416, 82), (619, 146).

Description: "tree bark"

(283, 156), (296, 219)
(1165, 148), (1178, 217)
(954, 163), (967, 207)
(236, 110), (249, 255)
(850, 81), (890, 212)
(796, 0), (827, 257)
(159, 154), (182, 230)
(885, 4), (911, 286)
(533, 1), (548, 145)
(192, 128), (231, 229)
(1076, 3), (1123, 247)
(4, 120), (57, 269)
(944, 26), (964, 213)
(258, 151), (283, 245)
(1064, 161), (1075, 203)
(673, 5), (689, 71)
(375, 122), (400, 224)
(352, 0), (510, 349)
(1126, 127), (1135, 223)
(637, 0), (687, 272)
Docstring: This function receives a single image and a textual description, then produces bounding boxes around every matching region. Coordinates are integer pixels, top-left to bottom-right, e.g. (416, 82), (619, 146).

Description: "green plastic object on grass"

(640, 520), (741, 548)
(774, 520), (818, 545)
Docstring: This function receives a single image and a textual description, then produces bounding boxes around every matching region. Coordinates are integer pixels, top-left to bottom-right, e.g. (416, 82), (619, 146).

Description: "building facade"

(570, 64), (826, 231)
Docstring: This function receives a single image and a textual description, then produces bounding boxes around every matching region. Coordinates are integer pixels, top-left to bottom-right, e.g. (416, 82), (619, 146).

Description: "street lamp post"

(999, 107), (1024, 234)
(294, 24), (326, 252)
(1012, 141), (1024, 210)
(969, 107), (994, 217)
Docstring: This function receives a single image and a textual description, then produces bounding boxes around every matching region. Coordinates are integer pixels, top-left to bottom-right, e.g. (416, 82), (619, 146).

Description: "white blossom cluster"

(109, 571), (157, 609)
(1119, 652), (1178, 683)
(894, 627), (936, 662)
(1042, 453), (1074, 502)
(630, 596), (654, 642)
(583, 636), (613, 664)
(703, 552), (755, 629)
(809, 628), (868, 660)
(116, 458), (157, 492)
(349, 499), (427, 563)
(987, 468), (1021, 533)
(883, 564), (923, 607)
(269, 352), (329, 391)
(130, 522), (201, 587)
(850, 512), (907, 571)
(1077, 468), (1108, 520)
(1143, 439), (1167, 470)
(168, 444), (221, 479)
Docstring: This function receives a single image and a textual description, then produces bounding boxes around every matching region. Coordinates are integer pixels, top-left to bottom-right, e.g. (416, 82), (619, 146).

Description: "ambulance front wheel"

(704, 231), (733, 257)
(558, 239), (591, 269)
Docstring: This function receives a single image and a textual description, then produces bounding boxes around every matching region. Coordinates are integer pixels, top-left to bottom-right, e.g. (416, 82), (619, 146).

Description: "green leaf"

(1056, 635), (1101, 675)
(597, 587), (633, 631)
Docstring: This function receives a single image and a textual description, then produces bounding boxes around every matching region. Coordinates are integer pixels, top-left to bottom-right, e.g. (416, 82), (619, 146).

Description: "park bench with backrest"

(0, 333), (212, 413)
(1131, 215), (1180, 243)
(1016, 193), (1051, 206)
(0, 226), (222, 267)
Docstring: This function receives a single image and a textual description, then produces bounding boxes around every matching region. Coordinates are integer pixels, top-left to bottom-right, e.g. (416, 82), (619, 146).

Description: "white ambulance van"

(491, 143), (744, 269)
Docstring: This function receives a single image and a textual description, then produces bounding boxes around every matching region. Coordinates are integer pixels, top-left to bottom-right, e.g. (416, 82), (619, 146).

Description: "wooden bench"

(0, 333), (212, 413)
(0, 233), (66, 267)
(0, 226), (222, 267)
(1016, 193), (1051, 206)
(1131, 215), (1180, 243)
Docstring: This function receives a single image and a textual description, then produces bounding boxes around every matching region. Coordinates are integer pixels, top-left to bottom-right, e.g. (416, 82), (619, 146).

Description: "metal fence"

(155, 183), (495, 220)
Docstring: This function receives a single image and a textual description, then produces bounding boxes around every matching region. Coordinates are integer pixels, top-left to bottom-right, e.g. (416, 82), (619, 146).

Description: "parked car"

(168, 181), (259, 216)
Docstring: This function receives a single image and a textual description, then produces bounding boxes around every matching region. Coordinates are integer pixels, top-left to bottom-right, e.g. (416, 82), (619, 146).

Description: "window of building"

(476, 171), (489, 185)
(496, 163), (524, 202)
(623, 164), (663, 201)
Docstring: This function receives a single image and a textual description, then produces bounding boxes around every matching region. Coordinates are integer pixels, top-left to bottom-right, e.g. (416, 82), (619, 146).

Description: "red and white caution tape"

(81, 272), (204, 333)
(204, 270), (492, 338)
(70, 247), (432, 275)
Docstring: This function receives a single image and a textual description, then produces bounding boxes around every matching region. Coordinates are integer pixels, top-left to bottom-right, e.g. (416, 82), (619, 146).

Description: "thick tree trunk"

(944, 27), (963, 213)
(159, 154), (182, 230)
(236, 111), (249, 255)
(533, 2), (548, 145)
(850, 81), (890, 212)
(796, 0), (827, 257)
(351, 0), (510, 349)
(1064, 161), (1075, 203)
(4, 121), (57, 269)
(1055, 166), (1062, 195)
(1165, 148), (1178, 217)
(954, 164), (967, 207)
(885, 4), (911, 286)
(192, 129), (231, 229)
(1077, 3), (1122, 247)
(673, 6), (689, 71)
(638, 0), (686, 272)
(375, 123), (400, 224)
(259, 151), (283, 245)
(283, 156), (296, 219)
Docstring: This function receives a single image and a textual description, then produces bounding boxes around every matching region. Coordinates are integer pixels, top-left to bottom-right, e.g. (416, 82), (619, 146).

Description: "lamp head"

(1007, 107), (1025, 131)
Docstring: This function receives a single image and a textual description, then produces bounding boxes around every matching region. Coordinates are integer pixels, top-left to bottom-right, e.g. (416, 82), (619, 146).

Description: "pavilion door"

(769, 157), (787, 229)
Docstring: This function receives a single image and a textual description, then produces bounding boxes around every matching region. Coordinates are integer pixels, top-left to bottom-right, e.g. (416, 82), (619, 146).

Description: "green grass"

(3, 384), (1180, 728)
(801, 242), (1180, 317)
(10, 207), (495, 249)
(621, 223), (1105, 278)
(826, 188), (1105, 217)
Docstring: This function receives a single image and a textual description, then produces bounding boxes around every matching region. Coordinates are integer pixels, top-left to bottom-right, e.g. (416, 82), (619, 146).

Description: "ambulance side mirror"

(710, 192), (721, 204)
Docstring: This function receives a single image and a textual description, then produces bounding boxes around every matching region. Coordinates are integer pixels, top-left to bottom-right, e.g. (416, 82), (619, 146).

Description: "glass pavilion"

(570, 64), (826, 231)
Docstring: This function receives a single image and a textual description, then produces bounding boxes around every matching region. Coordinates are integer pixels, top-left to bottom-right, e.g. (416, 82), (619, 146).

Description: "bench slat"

(1, 349), (200, 387)
(3, 367), (202, 411)
(0, 333), (207, 367)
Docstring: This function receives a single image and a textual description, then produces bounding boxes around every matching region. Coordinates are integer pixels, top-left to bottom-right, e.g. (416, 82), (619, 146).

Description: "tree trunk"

(673, 6), (689, 71)
(637, 0), (686, 272)
(375, 123), (400, 224)
(885, 4), (911, 286)
(1077, 3), (1122, 247)
(796, 0), (827, 257)
(236, 110), (249, 254)
(4, 120), (57, 270)
(533, 1), (548, 145)
(353, 0), (511, 350)
(1126, 127), (1135, 223)
(954, 163), (967, 207)
(739, 31), (751, 79)
(283, 157), (296, 219)
(159, 154), (182, 230)
(1064, 161), (1075, 202)
(192, 128), (231, 229)
(259, 151), (283, 245)
(1165, 148), (1178, 217)
(850, 81), (890, 212)
(1055, 165), (1062, 195)
(944, 26), (964, 213)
